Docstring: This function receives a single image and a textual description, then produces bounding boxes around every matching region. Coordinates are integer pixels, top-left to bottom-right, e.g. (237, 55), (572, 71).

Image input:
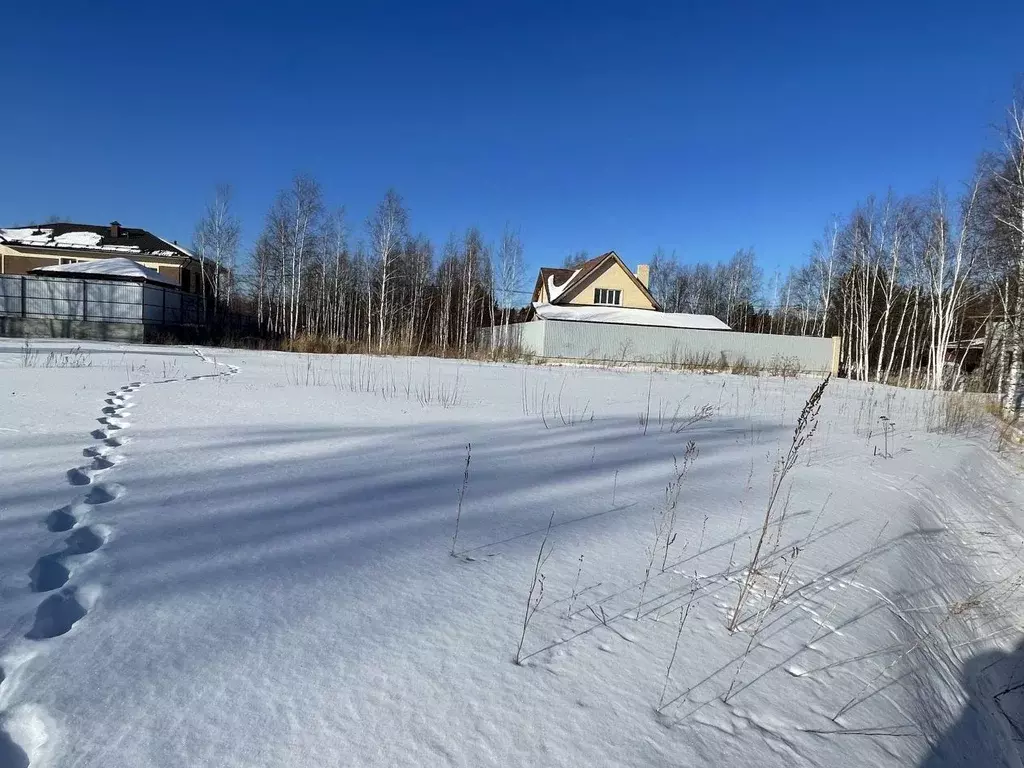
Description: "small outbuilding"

(31, 257), (179, 286)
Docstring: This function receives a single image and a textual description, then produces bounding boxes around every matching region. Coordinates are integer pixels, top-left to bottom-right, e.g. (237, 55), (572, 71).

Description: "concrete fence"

(480, 319), (841, 375)
(0, 275), (205, 342)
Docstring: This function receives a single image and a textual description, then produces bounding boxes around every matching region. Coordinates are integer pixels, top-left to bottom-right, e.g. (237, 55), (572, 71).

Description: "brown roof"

(532, 251), (663, 311)
(539, 267), (577, 289)
(534, 254), (614, 300)
(0, 222), (193, 262)
(571, 253), (615, 285)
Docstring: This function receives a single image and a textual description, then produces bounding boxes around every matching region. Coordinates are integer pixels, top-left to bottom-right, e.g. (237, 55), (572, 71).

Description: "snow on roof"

(0, 223), (193, 261)
(0, 226), (144, 254)
(53, 231), (103, 248)
(547, 269), (579, 302)
(533, 302), (731, 330)
(154, 234), (196, 259)
(0, 227), (52, 245)
(32, 257), (178, 286)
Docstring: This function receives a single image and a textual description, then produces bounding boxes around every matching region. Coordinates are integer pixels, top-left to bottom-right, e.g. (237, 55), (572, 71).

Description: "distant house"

(528, 250), (730, 330)
(0, 221), (203, 293)
(531, 251), (660, 310)
(482, 250), (840, 372)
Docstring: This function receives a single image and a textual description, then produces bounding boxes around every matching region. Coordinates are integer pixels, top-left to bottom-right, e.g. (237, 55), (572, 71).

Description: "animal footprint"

(66, 468), (92, 487)
(85, 484), (123, 505)
(91, 456), (115, 471)
(29, 555), (70, 593)
(44, 507), (77, 533)
(26, 589), (87, 639)
(0, 717), (30, 768)
(64, 526), (105, 555)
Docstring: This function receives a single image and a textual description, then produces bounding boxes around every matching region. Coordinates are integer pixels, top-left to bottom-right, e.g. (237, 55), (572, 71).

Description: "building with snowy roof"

(480, 250), (841, 375)
(531, 251), (662, 313)
(0, 231), (213, 342)
(0, 221), (204, 293)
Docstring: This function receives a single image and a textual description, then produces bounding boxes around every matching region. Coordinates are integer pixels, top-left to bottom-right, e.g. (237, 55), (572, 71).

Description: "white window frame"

(59, 257), (80, 265)
(594, 288), (622, 306)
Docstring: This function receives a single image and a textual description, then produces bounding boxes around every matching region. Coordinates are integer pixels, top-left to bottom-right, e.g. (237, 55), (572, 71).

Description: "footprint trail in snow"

(0, 349), (238, 765)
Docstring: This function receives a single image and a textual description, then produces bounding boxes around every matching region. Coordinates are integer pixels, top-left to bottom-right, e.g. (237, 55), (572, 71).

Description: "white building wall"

(481, 319), (840, 374)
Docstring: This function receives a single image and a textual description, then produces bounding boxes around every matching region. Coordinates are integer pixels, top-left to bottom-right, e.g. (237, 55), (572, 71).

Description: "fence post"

(20, 276), (26, 318)
(82, 279), (88, 320)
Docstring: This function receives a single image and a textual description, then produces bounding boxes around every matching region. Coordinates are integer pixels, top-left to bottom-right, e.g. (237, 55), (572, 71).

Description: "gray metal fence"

(480, 319), (841, 374)
(0, 275), (204, 326)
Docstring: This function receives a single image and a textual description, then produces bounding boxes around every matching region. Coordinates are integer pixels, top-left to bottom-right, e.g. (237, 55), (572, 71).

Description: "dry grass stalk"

(515, 512), (555, 665)
(728, 375), (830, 632)
(657, 573), (699, 712)
(566, 554), (585, 619)
(661, 442), (700, 573)
(450, 442), (472, 556)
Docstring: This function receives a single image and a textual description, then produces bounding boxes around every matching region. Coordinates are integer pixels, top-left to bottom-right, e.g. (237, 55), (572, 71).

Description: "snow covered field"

(2, 340), (1024, 767)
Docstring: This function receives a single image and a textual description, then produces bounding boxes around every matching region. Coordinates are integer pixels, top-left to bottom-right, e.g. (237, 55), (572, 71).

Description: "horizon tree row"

(191, 177), (525, 355)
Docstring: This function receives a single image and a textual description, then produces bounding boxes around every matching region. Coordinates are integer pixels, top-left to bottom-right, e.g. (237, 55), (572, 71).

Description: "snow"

(1, 341), (1023, 767)
(534, 301), (732, 330)
(0, 228), (142, 254)
(52, 232), (102, 249)
(0, 228), (53, 246)
(153, 235), (195, 259)
(547, 269), (579, 302)
(31, 257), (178, 286)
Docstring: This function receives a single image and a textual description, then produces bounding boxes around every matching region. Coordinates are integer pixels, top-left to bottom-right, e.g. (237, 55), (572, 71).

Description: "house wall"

(0, 248), (197, 291)
(560, 260), (657, 310)
(495, 319), (840, 374)
(157, 264), (183, 286)
(536, 281), (550, 304)
(1, 252), (60, 274)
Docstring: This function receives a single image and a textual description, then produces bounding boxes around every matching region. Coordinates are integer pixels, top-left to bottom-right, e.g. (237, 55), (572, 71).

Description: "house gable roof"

(533, 251), (662, 311)
(0, 222), (193, 262)
(532, 267), (575, 303)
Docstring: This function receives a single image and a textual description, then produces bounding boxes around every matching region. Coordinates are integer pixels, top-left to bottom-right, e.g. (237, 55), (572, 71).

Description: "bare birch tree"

(496, 223), (525, 348)
(193, 184), (241, 318)
(368, 189), (409, 351)
(990, 101), (1024, 414)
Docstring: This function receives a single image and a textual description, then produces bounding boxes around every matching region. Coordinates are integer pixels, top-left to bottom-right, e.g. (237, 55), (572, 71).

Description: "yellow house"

(531, 251), (660, 311)
(0, 221), (204, 293)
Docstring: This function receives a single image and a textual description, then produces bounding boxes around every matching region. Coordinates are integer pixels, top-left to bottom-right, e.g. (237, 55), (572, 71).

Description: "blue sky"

(1, 1), (1021, 284)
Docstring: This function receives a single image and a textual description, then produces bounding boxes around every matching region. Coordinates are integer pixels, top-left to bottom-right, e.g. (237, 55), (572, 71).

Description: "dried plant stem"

(567, 554), (585, 619)
(657, 573), (699, 712)
(728, 375), (830, 631)
(660, 442), (699, 573)
(515, 512), (555, 664)
(642, 373), (653, 435)
(450, 442), (472, 556)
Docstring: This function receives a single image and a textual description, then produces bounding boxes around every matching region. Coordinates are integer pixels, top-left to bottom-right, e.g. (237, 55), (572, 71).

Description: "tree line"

(192, 94), (1024, 406)
(193, 180), (524, 356)
(645, 96), (1024, 408)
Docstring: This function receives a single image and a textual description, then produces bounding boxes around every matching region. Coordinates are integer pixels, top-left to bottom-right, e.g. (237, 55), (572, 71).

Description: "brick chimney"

(635, 264), (650, 288)
(109, 221), (121, 238)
